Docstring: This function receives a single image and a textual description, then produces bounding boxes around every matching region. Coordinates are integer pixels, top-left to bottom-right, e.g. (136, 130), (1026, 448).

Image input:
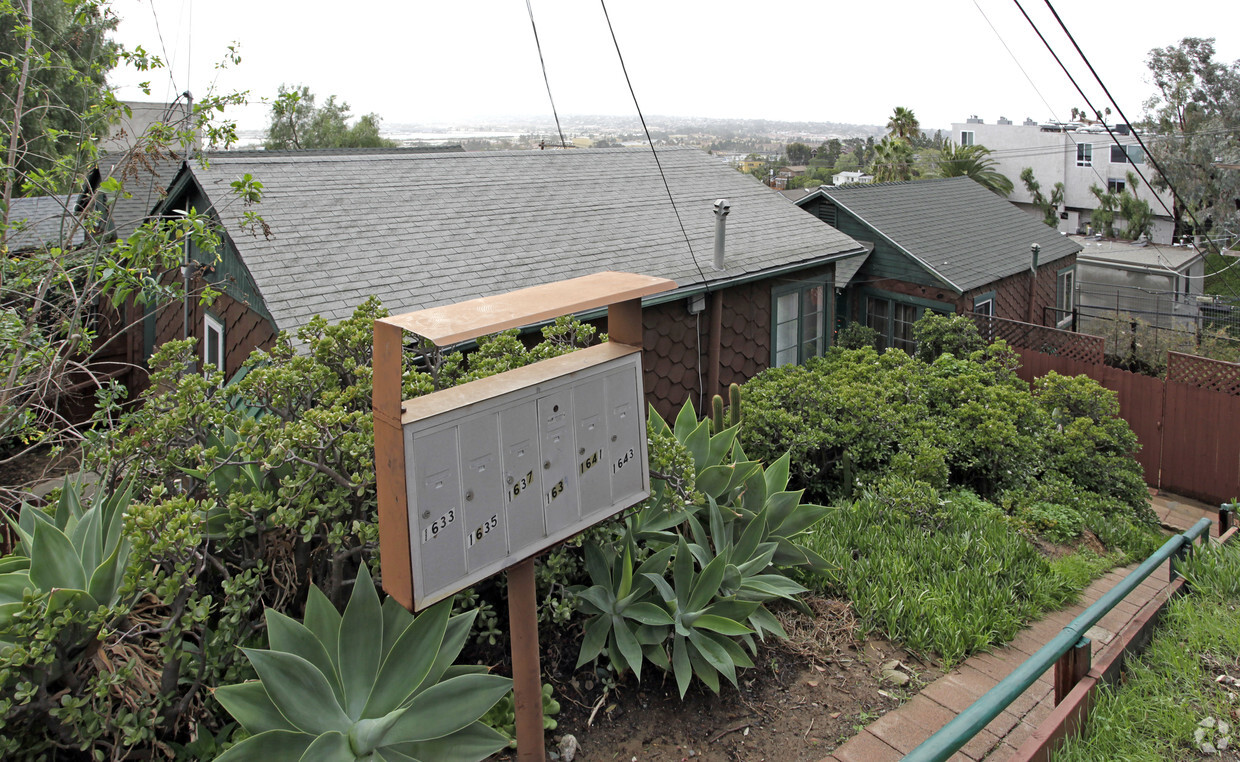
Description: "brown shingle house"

(794, 177), (1083, 351)
(151, 147), (866, 416)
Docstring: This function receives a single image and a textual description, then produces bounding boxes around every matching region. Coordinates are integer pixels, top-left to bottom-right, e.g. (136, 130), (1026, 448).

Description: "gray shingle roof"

(180, 147), (864, 332)
(98, 152), (186, 240)
(6, 195), (85, 251)
(812, 177), (1082, 293)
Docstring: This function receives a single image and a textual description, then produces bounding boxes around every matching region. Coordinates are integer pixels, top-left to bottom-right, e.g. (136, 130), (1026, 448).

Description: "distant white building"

(832, 170), (873, 186)
(951, 115), (1175, 244)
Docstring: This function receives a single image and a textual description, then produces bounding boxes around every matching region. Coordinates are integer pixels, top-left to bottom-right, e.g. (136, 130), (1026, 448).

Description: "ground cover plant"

(740, 314), (1163, 664)
(1053, 540), (1240, 761)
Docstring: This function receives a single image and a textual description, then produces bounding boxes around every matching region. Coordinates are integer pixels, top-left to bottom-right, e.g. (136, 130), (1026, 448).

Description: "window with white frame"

(1056, 267), (1075, 328)
(1107, 178), (1126, 194)
(972, 292), (995, 316)
(772, 279), (829, 367)
(204, 312), (224, 373)
(960, 130), (975, 147)
(1076, 143), (1092, 167)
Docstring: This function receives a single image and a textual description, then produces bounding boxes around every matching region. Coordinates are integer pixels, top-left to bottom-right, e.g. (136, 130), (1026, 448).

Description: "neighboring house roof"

(778, 187), (818, 203)
(1071, 235), (1203, 272)
(163, 146), (865, 333)
(97, 152), (186, 240)
(5, 194), (86, 251)
(802, 177), (1082, 293)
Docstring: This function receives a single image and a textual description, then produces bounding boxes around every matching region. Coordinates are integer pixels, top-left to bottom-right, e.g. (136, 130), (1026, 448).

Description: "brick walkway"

(821, 492), (1221, 762)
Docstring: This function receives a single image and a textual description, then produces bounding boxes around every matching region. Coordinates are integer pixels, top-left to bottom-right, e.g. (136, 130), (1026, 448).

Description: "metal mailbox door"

(458, 412), (507, 572)
(409, 426), (466, 596)
(605, 367), (644, 503)
(501, 401), (543, 552)
(573, 376), (611, 516)
(537, 389), (580, 535)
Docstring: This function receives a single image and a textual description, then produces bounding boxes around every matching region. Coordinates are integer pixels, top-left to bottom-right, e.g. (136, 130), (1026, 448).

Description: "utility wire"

(1038, 0), (1225, 259)
(523, 0), (567, 149)
(598, 0), (707, 287)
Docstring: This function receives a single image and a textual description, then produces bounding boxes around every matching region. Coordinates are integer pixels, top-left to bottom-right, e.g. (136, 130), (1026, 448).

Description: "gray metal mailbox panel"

(537, 389), (580, 535)
(500, 401), (543, 553)
(458, 412), (507, 572)
(409, 426), (466, 596)
(604, 366), (645, 506)
(573, 377), (611, 514)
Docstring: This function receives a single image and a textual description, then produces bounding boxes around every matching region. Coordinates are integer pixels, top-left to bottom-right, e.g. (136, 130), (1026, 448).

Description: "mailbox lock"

(543, 460), (551, 470)
(421, 510), (431, 519)
(506, 475), (514, 485)
(579, 447), (586, 455)
(611, 434), (618, 442)
(465, 490), (474, 501)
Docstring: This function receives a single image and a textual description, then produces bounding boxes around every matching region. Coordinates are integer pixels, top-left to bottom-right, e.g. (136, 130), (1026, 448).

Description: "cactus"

(727, 383), (743, 428)
(711, 394), (726, 433)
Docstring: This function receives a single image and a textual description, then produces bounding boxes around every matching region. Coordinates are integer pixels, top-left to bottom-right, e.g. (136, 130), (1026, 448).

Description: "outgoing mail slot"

(458, 412), (507, 571)
(408, 426), (466, 595)
(537, 390), (580, 535)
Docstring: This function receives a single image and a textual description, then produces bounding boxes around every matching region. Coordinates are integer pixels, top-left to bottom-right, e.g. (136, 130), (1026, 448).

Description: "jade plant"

(214, 566), (512, 761)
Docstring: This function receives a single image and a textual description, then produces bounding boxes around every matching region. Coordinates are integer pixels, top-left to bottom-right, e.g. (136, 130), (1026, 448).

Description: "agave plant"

(0, 476), (135, 629)
(214, 565), (511, 762)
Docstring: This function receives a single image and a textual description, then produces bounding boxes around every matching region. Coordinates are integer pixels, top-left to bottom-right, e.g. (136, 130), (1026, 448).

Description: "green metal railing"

(904, 516), (1214, 762)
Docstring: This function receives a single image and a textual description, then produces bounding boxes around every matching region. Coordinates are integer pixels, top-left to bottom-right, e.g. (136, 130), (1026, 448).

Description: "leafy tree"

(833, 152), (861, 173)
(264, 84), (397, 150)
(1089, 172), (1154, 240)
(936, 141), (1014, 196)
(813, 138), (842, 168)
(1, 0), (248, 475)
(1020, 167), (1065, 228)
(785, 141), (812, 165)
(871, 136), (914, 182)
(886, 106), (921, 142)
(1142, 37), (1240, 239)
(0, 0), (117, 192)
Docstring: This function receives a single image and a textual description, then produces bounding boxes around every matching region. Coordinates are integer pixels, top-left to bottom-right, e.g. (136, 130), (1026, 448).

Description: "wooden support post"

(373, 320), (413, 610)
(1054, 637), (1091, 705)
(507, 557), (544, 762)
(607, 297), (644, 349)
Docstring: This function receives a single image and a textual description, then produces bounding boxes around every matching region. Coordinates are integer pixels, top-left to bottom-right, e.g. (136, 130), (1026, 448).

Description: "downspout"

(707, 200), (730, 400)
(1027, 242), (1041, 324)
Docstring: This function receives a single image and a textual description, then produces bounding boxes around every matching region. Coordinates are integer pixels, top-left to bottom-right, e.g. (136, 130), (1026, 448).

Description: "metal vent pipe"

(712, 199), (730, 270)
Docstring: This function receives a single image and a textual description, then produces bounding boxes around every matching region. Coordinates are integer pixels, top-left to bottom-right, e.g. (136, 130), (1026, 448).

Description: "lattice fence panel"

(1167, 351), (1240, 396)
(967, 313), (1105, 364)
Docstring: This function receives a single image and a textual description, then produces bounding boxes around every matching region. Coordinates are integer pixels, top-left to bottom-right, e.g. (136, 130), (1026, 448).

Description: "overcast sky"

(107, 0), (1240, 135)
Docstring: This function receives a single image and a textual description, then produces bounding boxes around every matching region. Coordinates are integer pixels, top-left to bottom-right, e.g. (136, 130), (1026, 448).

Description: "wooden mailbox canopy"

(373, 271), (677, 611)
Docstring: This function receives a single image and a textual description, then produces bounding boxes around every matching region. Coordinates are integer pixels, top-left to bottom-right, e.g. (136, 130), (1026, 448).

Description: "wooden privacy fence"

(969, 314), (1240, 506)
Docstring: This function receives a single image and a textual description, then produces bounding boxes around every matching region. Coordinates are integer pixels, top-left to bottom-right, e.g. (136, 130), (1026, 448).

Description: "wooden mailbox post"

(374, 271), (675, 760)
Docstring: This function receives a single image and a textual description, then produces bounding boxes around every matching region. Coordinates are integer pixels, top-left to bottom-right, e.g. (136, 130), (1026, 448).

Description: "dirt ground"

(511, 597), (942, 762)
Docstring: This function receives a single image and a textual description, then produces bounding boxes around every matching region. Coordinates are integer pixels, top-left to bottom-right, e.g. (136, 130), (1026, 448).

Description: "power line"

(597, 0), (707, 288)
(523, 0), (567, 149)
(1038, 0), (1226, 258)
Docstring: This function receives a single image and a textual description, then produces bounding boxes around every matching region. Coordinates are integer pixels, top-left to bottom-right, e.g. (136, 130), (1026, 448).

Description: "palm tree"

(887, 107), (921, 142)
(872, 136), (915, 183)
(936, 141), (1014, 197)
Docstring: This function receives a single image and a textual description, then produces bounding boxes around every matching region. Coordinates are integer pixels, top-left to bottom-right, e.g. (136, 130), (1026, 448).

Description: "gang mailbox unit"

(400, 344), (647, 609)
(373, 272), (675, 761)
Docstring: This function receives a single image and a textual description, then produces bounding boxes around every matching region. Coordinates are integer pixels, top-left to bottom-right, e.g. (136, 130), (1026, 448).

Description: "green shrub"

(836, 321), (880, 350)
(913, 312), (985, 363)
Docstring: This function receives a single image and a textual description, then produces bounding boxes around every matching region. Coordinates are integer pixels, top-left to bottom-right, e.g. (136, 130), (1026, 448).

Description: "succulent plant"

(214, 565), (512, 761)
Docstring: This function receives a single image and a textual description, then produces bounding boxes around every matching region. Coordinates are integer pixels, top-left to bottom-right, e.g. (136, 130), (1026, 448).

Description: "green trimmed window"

(863, 289), (951, 353)
(773, 279), (830, 367)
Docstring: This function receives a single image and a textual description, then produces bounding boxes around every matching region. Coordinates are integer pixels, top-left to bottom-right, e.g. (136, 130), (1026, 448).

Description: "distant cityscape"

(232, 114), (899, 155)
